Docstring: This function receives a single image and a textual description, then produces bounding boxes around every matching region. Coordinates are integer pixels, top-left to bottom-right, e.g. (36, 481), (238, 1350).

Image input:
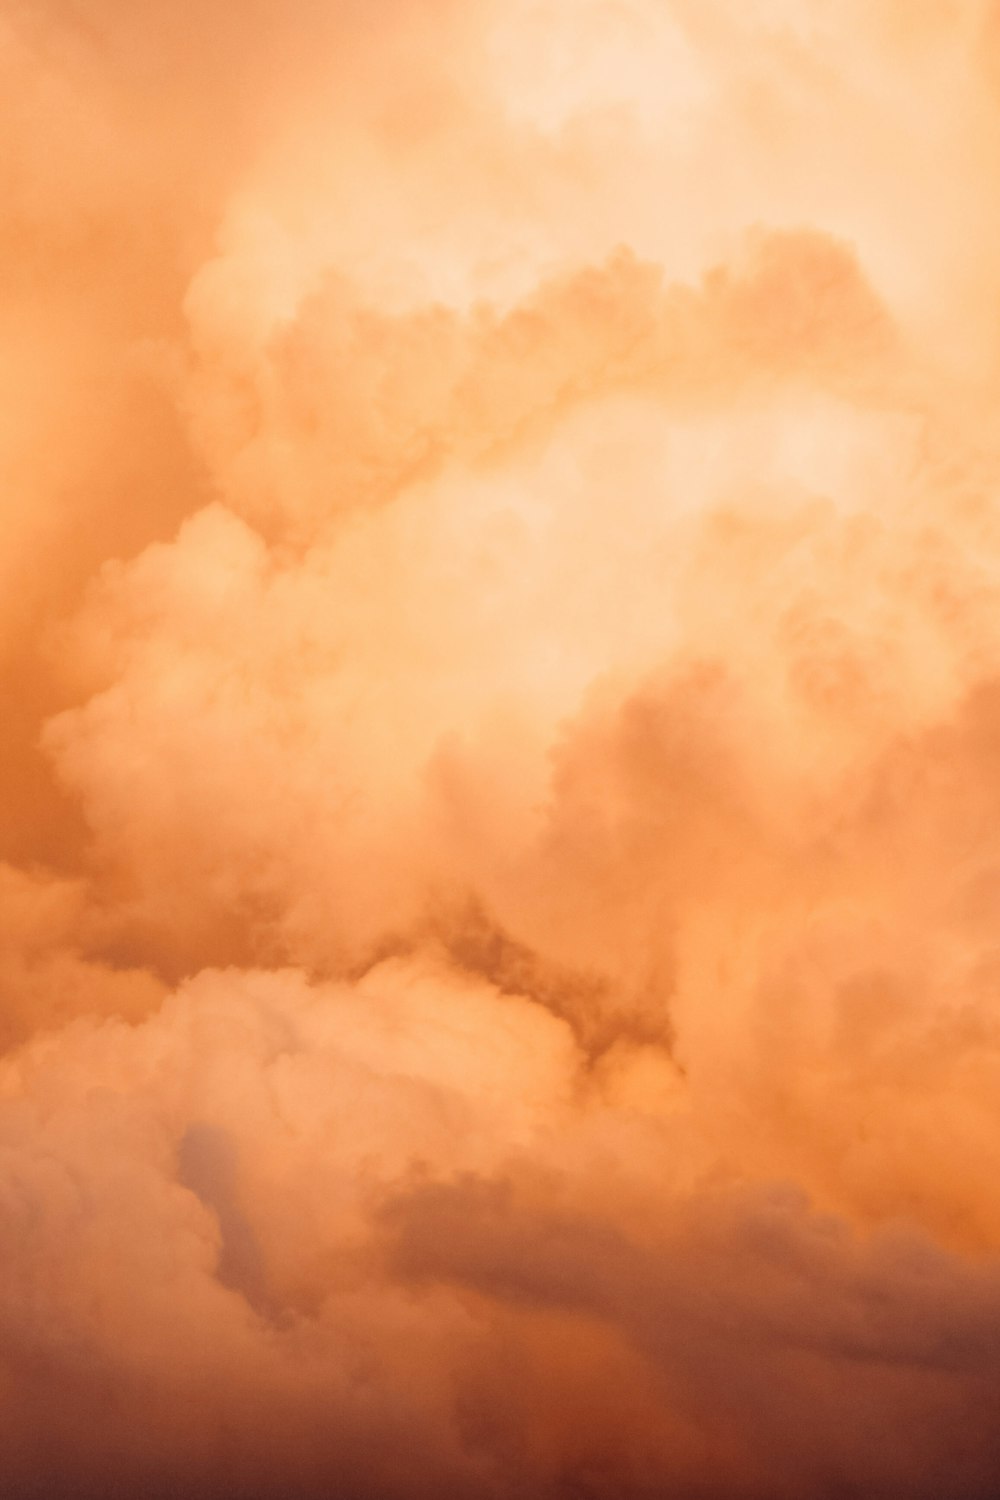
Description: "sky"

(5, 1), (1000, 1496)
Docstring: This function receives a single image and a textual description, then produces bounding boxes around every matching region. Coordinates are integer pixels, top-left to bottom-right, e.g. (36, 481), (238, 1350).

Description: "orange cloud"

(6, 2), (1000, 1496)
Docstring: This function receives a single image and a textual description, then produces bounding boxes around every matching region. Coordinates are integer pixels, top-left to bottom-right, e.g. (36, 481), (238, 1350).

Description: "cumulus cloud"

(6, 1), (1000, 1495)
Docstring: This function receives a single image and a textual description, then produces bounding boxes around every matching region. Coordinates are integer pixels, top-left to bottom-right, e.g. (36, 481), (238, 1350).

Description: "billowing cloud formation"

(7, 1), (1000, 1495)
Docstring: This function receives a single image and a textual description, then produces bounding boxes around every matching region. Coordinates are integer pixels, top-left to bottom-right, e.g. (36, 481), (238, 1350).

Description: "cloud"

(6, 0), (1000, 1495)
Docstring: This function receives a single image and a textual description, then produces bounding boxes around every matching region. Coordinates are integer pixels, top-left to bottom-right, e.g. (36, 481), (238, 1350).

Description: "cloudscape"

(5, 2), (1000, 1496)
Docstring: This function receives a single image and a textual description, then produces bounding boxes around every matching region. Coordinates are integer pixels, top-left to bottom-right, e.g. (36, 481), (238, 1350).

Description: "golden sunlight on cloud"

(6, 2), (1000, 1495)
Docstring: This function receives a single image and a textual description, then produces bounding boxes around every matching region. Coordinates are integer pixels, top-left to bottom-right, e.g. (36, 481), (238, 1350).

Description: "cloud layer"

(6, 2), (1000, 1495)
